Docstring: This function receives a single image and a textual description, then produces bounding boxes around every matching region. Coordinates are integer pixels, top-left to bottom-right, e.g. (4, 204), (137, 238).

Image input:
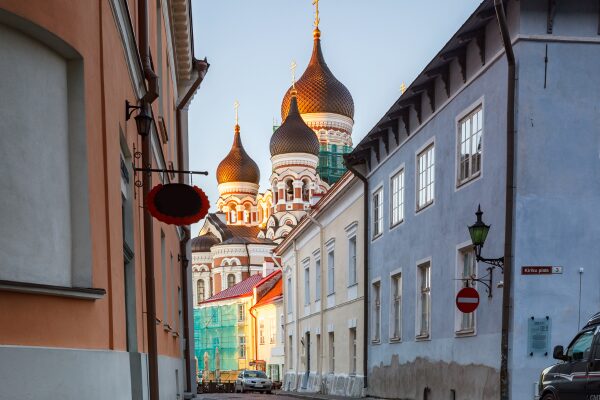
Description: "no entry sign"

(456, 287), (480, 313)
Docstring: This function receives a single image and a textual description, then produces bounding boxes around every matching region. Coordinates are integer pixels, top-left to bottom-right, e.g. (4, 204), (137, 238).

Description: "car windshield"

(244, 371), (267, 379)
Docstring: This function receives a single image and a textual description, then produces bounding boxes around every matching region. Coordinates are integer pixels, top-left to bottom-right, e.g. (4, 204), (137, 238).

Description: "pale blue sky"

(188, 0), (482, 235)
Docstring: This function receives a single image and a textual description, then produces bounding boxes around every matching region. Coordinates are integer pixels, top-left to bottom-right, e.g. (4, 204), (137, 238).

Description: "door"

(302, 332), (310, 389)
(561, 329), (594, 400)
(586, 327), (600, 396)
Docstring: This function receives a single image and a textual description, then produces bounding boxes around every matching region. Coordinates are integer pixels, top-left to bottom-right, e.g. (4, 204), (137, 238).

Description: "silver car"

(234, 370), (273, 394)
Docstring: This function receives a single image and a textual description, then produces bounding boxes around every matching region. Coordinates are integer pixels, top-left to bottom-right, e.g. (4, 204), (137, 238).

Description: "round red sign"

(456, 287), (480, 313)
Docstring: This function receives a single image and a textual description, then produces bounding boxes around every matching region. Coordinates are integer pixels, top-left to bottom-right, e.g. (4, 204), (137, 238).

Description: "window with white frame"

(315, 257), (321, 301)
(391, 169), (405, 226)
(328, 332), (335, 372)
(417, 262), (431, 338)
(391, 273), (402, 340)
(457, 248), (476, 333)
(417, 144), (435, 210)
(270, 318), (276, 344)
(373, 188), (384, 237)
(197, 279), (205, 304)
(287, 277), (293, 313)
(227, 273), (236, 288)
(304, 260), (310, 306)
(372, 280), (381, 342)
(457, 106), (483, 185)
(349, 327), (357, 375)
(348, 236), (357, 286)
(239, 335), (246, 359)
(238, 303), (245, 322)
(259, 319), (265, 344)
(327, 249), (335, 295)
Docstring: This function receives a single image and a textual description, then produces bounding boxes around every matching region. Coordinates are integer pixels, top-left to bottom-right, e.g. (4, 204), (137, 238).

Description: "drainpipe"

(305, 214), (325, 383)
(344, 160), (369, 390)
(138, 0), (159, 399)
(249, 301), (259, 369)
(494, 1), (516, 399)
(176, 57), (209, 394)
(293, 239), (301, 389)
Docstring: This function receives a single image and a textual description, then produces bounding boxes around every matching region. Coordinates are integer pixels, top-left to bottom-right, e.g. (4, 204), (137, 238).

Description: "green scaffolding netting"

(318, 144), (352, 185)
(194, 304), (239, 372)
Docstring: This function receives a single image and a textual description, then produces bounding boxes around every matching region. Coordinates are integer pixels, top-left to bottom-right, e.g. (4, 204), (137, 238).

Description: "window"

(238, 303), (245, 322)
(349, 328), (357, 375)
(417, 262), (431, 338)
(288, 336), (294, 368)
(372, 188), (383, 237)
(458, 107), (483, 185)
(457, 249), (476, 333)
(567, 330), (594, 360)
(390, 169), (404, 226)
(270, 319), (276, 344)
(259, 319), (265, 345)
(287, 277), (293, 312)
(230, 210), (237, 223)
(239, 335), (246, 359)
(315, 258), (321, 301)
(372, 281), (381, 342)
(417, 144), (435, 210)
(348, 236), (357, 286)
(391, 273), (402, 340)
(197, 279), (205, 304)
(328, 332), (335, 373)
(304, 261), (310, 305)
(227, 273), (236, 288)
(327, 250), (335, 295)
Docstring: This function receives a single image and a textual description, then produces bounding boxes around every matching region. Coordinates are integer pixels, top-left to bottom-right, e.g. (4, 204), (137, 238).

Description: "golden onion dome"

(281, 28), (354, 120)
(216, 125), (260, 185)
(270, 91), (320, 157)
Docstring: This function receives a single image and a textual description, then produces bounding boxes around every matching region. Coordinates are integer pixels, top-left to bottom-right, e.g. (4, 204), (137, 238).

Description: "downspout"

(176, 57), (209, 394)
(249, 301), (259, 369)
(305, 214), (324, 382)
(494, 1), (516, 399)
(344, 160), (369, 390)
(138, 1), (159, 399)
(293, 239), (301, 388)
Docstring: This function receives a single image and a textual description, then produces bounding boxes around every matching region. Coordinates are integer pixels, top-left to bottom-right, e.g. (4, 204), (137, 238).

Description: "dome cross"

(290, 60), (297, 89)
(312, 0), (320, 29)
(234, 100), (240, 125)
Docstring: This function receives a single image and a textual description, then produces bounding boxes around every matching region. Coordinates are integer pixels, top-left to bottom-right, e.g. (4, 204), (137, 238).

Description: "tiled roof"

(201, 274), (264, 304)
(253, 277), (283, 309)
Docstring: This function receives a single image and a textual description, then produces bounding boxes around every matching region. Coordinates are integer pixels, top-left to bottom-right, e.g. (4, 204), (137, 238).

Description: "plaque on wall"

(527, 316), (551, 356)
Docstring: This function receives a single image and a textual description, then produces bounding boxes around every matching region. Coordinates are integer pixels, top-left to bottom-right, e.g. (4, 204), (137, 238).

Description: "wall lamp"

(126, 100), (153, 137)
(466, 205), (505, 297)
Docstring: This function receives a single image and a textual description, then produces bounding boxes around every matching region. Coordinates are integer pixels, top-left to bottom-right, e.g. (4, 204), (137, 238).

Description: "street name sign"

(456, 287), (480, 313)
(521, 266), (563, 275)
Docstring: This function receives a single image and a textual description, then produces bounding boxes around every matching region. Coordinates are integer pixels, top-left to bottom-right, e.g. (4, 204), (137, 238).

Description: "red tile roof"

(201, 274), (264, 304)
(252, 277), (283, 309)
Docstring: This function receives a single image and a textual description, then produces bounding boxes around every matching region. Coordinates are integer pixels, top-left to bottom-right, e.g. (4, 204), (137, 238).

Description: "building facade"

(277, 172), (366, 397)
(345, 0), (600, 398)
(0, 0), (206, 399)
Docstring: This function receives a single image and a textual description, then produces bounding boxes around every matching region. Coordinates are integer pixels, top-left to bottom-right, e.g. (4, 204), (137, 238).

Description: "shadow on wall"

(369, 356), (499, 399)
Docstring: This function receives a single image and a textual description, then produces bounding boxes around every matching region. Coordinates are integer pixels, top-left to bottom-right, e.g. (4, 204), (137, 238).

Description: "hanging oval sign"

(146, 183), (210, 225)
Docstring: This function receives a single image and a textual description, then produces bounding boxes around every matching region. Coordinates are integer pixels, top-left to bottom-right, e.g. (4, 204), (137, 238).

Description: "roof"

(270, 93), (320, 157)
(191, 232), (220, 252)
(216, 125), (260, 185)
(193, 215), (273, 253)
(201, 273), (264, 304)
(252, 277), (283, 309)
(281, 28), (354, 120)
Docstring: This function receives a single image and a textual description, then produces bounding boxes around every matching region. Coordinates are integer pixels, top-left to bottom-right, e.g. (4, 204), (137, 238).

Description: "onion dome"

(191, 232), (219, 252)
(281, 28), (354, 120)
(216, 125), (260, 185)
(270, 91), (320, 157)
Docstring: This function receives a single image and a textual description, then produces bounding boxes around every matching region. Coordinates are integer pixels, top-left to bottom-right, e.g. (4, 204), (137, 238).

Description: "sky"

(188, 0), (482, 236)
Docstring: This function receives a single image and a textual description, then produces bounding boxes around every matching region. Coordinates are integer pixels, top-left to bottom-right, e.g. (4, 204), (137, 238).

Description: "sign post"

(456, 287), (480, 313)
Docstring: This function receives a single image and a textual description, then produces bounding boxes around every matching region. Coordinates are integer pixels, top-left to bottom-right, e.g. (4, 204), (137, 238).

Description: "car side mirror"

(553, 345), (568, 361)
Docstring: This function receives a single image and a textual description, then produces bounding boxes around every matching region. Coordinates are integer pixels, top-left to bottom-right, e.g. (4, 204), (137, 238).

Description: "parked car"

(538, 312), (600, 399)
(234, 370), (273, 394)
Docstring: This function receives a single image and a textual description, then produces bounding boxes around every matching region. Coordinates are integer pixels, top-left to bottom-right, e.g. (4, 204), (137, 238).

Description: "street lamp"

(126, 100), (153, 137)
(466, 205), (505, 297)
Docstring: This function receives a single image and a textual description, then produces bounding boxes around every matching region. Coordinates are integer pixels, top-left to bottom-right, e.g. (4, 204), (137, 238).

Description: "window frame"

(455, 244), (477, 336)
(416, 259), (431, 340)
(326, 240), (335, 296)
(389, 269), (402, 342)
(372, 278), (381, 343)
(416, 140), (435, 212)
(456, 102), (484, 188)
(239, 335), (246, 359)
(372, 185), (384, 239)
(237, 303), (245, 323)
(314, 250), (322, 302)
(390, 166), (405, 228)
(303, 259), (311, 306)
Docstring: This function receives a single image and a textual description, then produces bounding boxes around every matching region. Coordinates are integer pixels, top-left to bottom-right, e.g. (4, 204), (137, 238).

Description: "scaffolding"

(194, 304), (240, 374)
(318, 144), (352, 185)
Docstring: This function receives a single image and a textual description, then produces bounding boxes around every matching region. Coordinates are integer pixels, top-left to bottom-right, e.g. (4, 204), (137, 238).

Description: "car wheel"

(267, 390), (272, 394)
(542, 393), (555, 400)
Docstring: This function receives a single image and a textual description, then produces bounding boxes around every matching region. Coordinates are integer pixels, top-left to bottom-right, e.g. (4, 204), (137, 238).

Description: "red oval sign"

(146, 183), (210, 225)
(456, 287), (480, 313)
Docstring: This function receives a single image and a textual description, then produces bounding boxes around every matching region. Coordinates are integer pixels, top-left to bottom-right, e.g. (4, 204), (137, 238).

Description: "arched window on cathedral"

(302, 179), (310, 202)
(244, 204), (251, 223)
(197, 279), (205, 304)
(230, 210), (237, 223)
(286, 179), (294, 202)
(227, 274), (236, 288)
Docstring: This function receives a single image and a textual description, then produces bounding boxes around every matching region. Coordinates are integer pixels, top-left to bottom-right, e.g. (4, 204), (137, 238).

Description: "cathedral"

(191, 9), (355, 305)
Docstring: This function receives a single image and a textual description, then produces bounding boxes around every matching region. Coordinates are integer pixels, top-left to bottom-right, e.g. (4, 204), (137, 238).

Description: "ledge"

(0, 279), (106, 300)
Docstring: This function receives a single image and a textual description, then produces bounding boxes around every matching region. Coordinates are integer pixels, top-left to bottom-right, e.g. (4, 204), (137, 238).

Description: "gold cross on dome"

(290, 60), (297, 88)
(400, 82), (407, 94)
(234, 100), (239, 125)
(312, 0), (320, 28)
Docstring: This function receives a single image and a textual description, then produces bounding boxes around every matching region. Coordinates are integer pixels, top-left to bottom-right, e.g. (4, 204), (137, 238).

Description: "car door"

(586, 326), (600, 397)
(236, 372), (243, 390)
(561, 329), (594, 400)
